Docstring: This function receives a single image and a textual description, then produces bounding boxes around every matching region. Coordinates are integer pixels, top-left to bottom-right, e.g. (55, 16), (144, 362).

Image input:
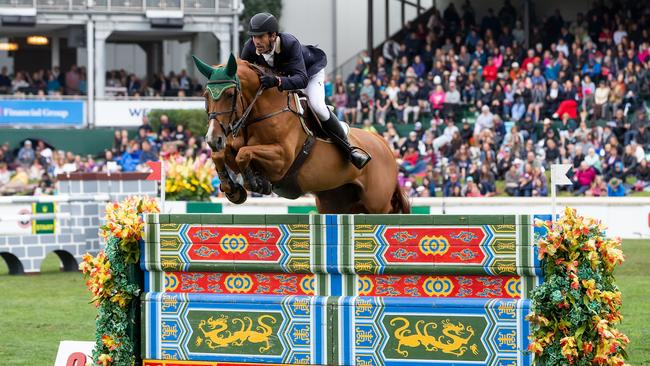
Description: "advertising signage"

(0, 100), (86, 126)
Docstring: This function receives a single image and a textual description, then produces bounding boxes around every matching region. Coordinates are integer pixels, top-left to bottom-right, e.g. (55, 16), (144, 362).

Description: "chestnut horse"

(193, 54), (409, 214)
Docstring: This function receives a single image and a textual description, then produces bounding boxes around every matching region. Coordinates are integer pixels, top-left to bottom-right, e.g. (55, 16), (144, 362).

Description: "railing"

(0, 0), (233, 13)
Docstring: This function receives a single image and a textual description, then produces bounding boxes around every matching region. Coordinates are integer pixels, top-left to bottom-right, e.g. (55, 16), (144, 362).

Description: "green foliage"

(527, 210), (629, 365)
(148, 109), (208, 138)
(240, 0), (283, 46)
(90, 237), (140, 366)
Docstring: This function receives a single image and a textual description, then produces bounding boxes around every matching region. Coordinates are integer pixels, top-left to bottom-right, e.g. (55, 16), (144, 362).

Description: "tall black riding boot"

(321, 111), (371, 169)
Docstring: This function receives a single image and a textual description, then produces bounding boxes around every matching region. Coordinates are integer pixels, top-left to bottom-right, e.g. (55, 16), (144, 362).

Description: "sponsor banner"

(95, 100), (204, 127)
(0, 203), (32, 235)
(0, 100), (86, 126)
(32, 202), (56, 234)
(54, 341), (94, 366)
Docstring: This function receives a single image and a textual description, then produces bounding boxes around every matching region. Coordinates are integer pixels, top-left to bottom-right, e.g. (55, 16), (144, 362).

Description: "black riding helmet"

(248, 12), (279, 36)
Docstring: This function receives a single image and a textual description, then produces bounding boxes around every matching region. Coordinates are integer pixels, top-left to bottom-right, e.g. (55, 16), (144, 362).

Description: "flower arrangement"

(527, 207), (629, 365)
(81, 196), (159, 366)
(165, 156), (215, 201)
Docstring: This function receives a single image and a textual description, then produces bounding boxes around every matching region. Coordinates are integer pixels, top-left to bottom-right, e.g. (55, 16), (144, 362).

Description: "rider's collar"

(256, 35), (282, 56)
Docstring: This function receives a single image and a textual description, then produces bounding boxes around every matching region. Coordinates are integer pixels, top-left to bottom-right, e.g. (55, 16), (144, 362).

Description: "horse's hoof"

(226, 185), (247, 204)
(259, 179), (272, 195)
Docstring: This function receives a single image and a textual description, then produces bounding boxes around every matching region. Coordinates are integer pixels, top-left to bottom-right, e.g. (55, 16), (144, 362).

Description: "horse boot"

(321, 111), (371, 169)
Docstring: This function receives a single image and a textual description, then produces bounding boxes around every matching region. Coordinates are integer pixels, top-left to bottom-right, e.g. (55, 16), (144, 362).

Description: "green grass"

(0, 253), (96, 365)
(0, 242), (648, 365)
(616, 240), (650, 365)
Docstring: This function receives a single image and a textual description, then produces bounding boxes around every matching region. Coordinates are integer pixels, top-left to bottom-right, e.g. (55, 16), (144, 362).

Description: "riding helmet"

(248, 12), (279, 36)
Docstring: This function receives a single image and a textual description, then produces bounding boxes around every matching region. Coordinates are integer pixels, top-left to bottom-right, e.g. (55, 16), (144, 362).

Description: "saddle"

(291, 91), (351, 141)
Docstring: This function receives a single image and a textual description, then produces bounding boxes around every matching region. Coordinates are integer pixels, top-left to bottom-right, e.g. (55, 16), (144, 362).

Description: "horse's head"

(192, 53), (260, 152)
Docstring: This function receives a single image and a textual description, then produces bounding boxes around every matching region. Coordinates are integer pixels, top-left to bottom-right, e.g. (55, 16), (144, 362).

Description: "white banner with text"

(94, 100), (204, 127)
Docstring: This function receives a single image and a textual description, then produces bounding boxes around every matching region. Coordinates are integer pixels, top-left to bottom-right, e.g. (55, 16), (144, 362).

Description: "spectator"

(474, 105), (494, 137)
(573, 161), (597, 195)
(17, 141), (35, 167)
(119, 141), (142, 172)
(443, 173), (462, 197)
(607, 177), (626, 196)
(140, 140), (158, 164)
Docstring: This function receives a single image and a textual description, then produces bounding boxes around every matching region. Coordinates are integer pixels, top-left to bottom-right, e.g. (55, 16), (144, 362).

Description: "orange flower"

(528, 341), (544, 355)
(98, 353), (113, 366)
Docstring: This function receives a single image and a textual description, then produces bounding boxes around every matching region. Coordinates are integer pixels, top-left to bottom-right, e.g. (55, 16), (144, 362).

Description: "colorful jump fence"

(140, 214), (545, 366)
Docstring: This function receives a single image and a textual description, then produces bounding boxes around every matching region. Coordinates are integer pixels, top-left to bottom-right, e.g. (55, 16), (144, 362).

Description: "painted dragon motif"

(390, 317), (479, 357)
(197, 314), (277, 353)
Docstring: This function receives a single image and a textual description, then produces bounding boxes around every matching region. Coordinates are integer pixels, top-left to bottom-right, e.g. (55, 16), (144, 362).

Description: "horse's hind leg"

(358, 179), (394, 214)
(315, 184), (367, 214)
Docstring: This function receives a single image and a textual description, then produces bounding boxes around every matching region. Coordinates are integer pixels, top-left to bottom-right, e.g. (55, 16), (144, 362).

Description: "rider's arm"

(277, 37), (309, 91)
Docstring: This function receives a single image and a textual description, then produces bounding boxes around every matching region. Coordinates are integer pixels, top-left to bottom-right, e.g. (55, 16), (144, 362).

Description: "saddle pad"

(294, 94), (351, 137)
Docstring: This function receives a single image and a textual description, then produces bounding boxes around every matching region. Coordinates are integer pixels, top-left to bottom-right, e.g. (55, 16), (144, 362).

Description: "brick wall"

(0, 172), (158, 274)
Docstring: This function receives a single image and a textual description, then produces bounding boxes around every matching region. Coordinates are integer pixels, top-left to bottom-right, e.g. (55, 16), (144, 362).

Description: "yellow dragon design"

(196, 314), (277, 353)
(390, 317), (479, 357)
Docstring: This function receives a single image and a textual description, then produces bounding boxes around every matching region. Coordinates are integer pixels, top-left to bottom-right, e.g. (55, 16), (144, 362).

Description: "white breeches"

(303, 68), (329, 121)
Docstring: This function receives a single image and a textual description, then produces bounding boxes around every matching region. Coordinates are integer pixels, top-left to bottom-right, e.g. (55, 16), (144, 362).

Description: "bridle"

(206, 63), (299, 138)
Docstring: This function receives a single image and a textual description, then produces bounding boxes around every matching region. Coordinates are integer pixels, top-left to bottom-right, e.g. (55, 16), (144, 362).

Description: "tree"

(239, 0), (283, 48)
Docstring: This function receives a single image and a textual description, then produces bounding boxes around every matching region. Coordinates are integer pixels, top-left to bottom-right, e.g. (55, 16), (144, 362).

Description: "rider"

(240, 12), (371, 169)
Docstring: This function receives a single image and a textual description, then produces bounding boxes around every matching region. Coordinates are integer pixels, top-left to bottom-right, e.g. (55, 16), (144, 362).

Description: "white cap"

(433, 75), (442, 84)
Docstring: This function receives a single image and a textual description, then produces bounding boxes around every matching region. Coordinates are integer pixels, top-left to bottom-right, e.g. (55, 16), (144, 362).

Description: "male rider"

(240, 12), (371, 169)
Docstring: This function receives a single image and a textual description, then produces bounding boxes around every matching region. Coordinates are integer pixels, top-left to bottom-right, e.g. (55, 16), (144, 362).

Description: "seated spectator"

(607, 177), (626, 196)
(0, 162), (10, 186)
(140, 140), (158, 164)
(464, 177), (483, 197)
(474, 105), (495, 138)
(119, 141), (142, 172)
(532, 167), (548, 196)
(17, 140), (35, 167)
(504, 163), (521, 196)
(443, 173), (462, 197)
(585, 176), (606, 197)
(357, 93), (374, 123)
(429, 85), (446, 115)
(332, 85), (348, 121)
(361, 119), (378, 134)
(573, 161), (597, 195)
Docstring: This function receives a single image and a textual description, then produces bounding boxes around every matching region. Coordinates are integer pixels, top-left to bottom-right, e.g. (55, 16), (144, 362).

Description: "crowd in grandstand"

(0, 66), (203, 97)
(2, 0), (650, 198)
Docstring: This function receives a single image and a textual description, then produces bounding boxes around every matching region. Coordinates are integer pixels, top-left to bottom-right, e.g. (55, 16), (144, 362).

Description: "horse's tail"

(390, 180), (411, 214)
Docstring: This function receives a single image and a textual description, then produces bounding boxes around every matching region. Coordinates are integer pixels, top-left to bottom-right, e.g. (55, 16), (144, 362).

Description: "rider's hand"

(260, 75), (280, 89)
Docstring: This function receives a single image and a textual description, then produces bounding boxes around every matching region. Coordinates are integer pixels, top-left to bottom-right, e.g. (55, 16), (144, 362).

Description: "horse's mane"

(239, 59), (269, 77)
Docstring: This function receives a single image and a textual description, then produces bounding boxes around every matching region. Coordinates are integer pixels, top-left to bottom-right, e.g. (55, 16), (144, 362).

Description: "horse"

(193, 54), (410, 214)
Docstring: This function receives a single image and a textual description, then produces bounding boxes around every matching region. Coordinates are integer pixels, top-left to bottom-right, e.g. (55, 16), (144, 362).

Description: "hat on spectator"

(610, 178), (620, 186)
(512, 62), (520, 68)
(514, 158), (524, 165)
(543, 118), (552, 125)
(433, 75), (442, 85)
(414, 121), (423, 130)
(466, 176), (474, 183)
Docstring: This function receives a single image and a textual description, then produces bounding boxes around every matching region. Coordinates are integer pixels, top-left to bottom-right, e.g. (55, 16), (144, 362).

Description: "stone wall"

(0, 173), (157, 274)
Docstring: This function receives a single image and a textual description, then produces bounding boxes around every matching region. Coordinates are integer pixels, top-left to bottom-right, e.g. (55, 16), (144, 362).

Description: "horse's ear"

(225, 53), (238, 78)
(192, 55), (214, 79)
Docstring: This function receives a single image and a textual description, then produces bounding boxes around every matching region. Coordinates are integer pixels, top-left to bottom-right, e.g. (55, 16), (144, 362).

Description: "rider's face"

(252, 33), (274, 54)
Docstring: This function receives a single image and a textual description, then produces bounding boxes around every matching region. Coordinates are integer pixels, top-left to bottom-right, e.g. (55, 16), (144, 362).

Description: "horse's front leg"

(211, 150), (247, 204)
(234, 144), (288, 195)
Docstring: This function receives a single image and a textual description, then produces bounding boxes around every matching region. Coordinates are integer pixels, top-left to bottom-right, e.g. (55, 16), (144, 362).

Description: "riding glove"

(260, 75), (280, 89)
